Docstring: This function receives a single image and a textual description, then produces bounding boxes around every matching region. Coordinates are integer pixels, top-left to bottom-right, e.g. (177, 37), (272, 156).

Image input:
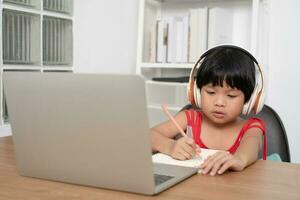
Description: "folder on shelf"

(189, 7), (208, 63)
(148, 23), (157, 63)
(208, 7), (233, 48)
(156, 20), (168, 63)
(166, 15), (189, 63)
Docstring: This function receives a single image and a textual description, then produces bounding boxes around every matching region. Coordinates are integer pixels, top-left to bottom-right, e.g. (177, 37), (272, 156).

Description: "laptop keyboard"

(154, 174), (174, 186)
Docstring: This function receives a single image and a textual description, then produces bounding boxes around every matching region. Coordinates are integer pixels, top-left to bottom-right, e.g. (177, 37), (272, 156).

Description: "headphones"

(187, 45), (265, 115)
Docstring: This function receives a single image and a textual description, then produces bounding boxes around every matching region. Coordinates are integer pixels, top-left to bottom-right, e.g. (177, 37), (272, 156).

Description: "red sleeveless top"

(184, 110), (267, 160)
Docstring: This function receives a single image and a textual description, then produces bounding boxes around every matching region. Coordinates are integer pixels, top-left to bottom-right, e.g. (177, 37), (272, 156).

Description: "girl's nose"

(214, 95), (226, 107)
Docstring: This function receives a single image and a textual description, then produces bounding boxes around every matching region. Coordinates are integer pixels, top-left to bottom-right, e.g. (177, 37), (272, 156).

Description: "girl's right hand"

(169, 137), (198, 160)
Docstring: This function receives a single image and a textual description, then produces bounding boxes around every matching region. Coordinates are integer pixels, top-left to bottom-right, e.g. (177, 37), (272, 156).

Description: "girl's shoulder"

(243, 117), (266, 129)
(240, 117), (266, 136)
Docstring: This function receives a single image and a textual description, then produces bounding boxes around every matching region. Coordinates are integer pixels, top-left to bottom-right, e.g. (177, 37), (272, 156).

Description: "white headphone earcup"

(253, 87), (265, 114)
(242, 101), (250, 115)
(242, 85), (259, 115)
(193, 83), (199, 107)
(196, 87), (201, 108)
(187, 82), (192, 104)
(253, 69), (265, 114)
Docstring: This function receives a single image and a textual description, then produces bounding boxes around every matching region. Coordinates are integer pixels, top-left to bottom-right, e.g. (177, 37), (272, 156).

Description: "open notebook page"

(152, 148), (219, 173)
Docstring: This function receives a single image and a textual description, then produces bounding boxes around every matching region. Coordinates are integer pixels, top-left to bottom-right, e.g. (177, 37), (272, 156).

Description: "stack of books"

(146, 7), (233, 64)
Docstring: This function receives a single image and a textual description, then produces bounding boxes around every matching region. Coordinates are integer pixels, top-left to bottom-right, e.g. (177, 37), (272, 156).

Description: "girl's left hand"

(199, 151), (247, 176)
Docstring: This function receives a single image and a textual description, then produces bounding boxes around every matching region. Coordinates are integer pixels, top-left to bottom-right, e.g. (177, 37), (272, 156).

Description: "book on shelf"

(181, 15), (189, 63)
(208, 7), (233, 48)
(175, 19), (184, 63)
(166, 15), (189, 63)
(188, 7), (208, 63)
(156, 20), (168, 63)
(166, 17), (176, 63)
(148, 23), (157, 63)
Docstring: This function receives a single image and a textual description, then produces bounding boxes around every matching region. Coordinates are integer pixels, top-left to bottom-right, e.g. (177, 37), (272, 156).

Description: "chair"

(180, 104), (291, 162)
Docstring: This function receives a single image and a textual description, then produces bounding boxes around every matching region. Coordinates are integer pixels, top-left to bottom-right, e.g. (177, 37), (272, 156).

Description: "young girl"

(150, 45), (266, 176)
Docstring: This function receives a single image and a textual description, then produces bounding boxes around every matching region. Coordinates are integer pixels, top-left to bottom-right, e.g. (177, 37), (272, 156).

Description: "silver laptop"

(3, 72), (197, 195)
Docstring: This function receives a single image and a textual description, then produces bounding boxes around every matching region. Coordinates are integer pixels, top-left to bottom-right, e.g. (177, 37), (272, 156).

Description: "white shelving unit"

(0, 0), (74, 136)
(137, 0), (269, 127)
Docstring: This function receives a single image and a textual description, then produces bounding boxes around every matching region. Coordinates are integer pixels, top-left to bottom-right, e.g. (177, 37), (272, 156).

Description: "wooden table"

(1, 136), (299, 200)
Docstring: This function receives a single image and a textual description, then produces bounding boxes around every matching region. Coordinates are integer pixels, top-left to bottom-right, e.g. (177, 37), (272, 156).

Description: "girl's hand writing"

(200, 151), (247, 176)
(169, 137), (198, 160)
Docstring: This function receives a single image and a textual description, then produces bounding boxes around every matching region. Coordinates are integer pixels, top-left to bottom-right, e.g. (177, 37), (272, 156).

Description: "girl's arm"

(232, 127), (263, 169)
(150, 111), (197, 160)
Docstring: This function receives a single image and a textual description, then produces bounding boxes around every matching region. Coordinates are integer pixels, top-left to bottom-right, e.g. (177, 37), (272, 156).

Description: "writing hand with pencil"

(162, 104), (201, 160)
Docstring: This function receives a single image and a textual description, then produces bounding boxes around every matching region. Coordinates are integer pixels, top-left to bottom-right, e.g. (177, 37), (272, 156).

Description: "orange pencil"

(161, 104), (187, 138)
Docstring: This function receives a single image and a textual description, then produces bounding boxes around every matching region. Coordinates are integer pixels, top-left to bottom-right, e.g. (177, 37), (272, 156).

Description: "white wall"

(267, 0), (300, 163)
(73, 0), (139, 74)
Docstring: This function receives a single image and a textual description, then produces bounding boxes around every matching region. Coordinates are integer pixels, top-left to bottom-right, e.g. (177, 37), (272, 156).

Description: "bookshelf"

(0, 0), (74, 134)
(137, 0), (269, 127)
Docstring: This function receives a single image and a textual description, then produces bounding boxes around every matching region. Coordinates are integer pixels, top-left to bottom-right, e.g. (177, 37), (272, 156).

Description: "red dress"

(184, 110), (267, 160)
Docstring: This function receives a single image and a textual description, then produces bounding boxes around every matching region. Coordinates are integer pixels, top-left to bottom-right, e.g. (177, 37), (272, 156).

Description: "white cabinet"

(136, 0), (269, 127)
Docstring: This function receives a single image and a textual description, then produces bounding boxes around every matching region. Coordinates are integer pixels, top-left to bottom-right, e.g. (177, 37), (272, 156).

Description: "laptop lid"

(3, 72), (197, 195)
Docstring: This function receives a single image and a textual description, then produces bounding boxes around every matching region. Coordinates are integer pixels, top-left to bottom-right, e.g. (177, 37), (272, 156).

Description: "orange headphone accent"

(187, 45), (265, 115)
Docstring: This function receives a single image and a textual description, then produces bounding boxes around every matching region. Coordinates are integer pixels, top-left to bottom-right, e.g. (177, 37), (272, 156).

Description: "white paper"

(152, 148), (219, 173)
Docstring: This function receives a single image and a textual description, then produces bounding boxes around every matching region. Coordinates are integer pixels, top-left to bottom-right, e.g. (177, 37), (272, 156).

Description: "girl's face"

(200, 81), (245, 125)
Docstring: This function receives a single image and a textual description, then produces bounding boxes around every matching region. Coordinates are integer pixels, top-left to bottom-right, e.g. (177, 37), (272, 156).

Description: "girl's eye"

(206, 90), (215, 95)
(227, 94), (237, 98)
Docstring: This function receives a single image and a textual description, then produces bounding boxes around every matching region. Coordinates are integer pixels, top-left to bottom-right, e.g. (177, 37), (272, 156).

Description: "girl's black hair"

(196, 47), (256, 103)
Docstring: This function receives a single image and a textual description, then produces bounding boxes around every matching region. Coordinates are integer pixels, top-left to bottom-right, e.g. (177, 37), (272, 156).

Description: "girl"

(150, 45), (266, 176)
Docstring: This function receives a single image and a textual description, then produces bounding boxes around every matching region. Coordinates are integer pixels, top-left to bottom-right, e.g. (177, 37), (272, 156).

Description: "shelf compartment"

(147, 105), (180, 127)
(146, 82), (189, 108)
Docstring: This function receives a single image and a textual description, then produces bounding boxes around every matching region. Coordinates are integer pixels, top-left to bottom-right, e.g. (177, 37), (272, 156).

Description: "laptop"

(3, 72), (198, 195)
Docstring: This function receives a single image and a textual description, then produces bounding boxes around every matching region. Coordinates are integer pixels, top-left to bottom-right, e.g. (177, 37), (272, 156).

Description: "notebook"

(153, 148), (219, 173)
(3, 72), (198, 195)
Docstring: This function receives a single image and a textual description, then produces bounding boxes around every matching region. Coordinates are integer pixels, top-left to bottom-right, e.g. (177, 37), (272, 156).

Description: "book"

(166, 17), (177, 63)
(181, 15), (189, 63)
(208, 7), (233, 48)
(189, 7), (209, 63)
(156, 20), (168, 63)
(152, 148), (219, 173)
(166, 15), (189, 63)
(175, 19), (184, 63)
(148, 23), (157, 63)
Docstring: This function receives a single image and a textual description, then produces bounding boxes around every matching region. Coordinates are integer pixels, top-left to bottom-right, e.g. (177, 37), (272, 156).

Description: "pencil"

(161, 104), (187, 138)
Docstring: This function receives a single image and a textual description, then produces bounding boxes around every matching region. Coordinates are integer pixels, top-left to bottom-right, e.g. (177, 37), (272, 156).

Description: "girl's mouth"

(212, 111), (225, 119)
